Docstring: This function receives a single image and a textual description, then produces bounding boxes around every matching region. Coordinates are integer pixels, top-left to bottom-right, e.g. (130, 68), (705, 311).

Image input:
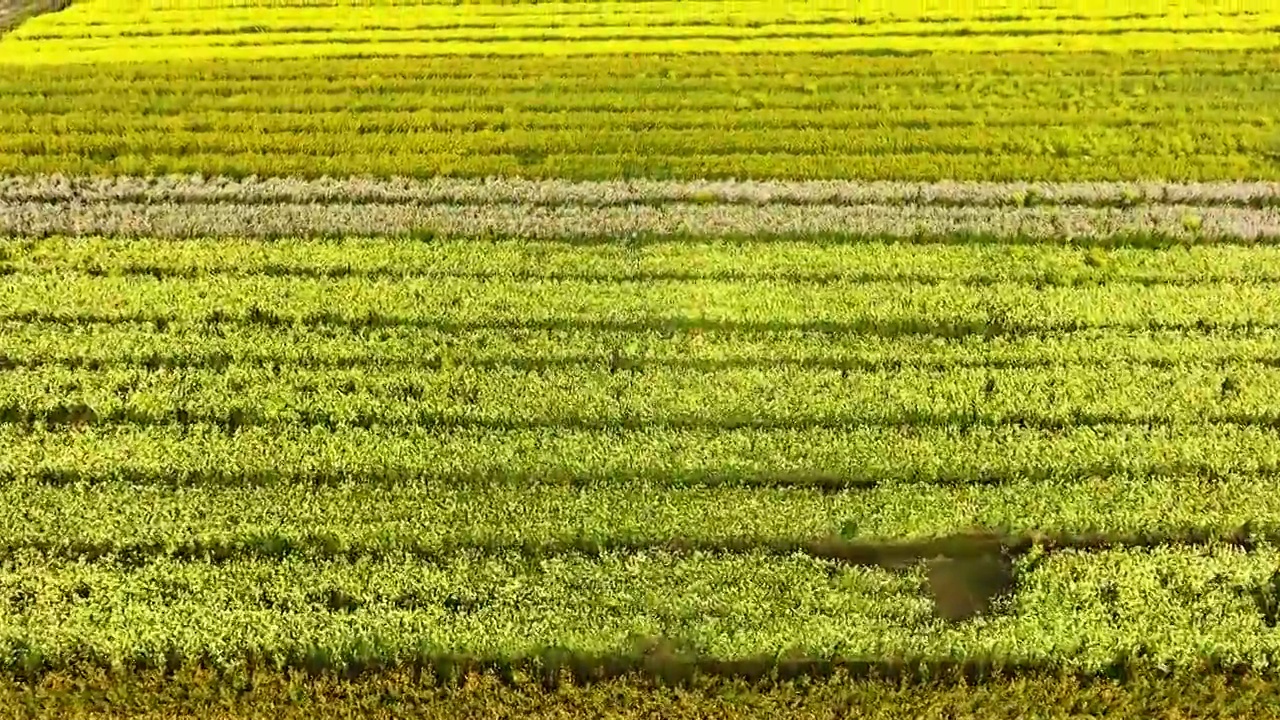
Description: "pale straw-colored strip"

(1, 201), (1276, 239)
(1, 176), (1278, 207)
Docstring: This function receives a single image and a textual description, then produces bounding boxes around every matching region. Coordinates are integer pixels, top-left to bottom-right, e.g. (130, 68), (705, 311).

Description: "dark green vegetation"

(8, 669), (1280, 719)
(0, 51), (1277, 179)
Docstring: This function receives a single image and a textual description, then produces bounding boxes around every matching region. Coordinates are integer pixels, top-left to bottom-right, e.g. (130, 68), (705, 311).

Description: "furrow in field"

(3, 423), (1279, 489)
(0, 202), (1273, 240)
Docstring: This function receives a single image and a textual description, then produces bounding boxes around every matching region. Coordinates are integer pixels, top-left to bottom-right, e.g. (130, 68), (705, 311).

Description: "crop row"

(2, 324), (1279, 373)
(2, 202), (1274, 240)
(6, 177), (1278, 208)
(34, 1), (1280, 34)
(4, 473), (1279, 563)
(3, 276), (1280, 334)
(1, 151), (1267, 182)
(10, 361), (1280, 431)
(17, 17), (1277, 48)
(13, 100), (1264, 127)
(2, 546), (1280, 674)
(4, 104), (1265, 136)
(7, 671), (1278, 720)
(7, 125), (1271, 158)
(29, 13), (1280, 39)
(73, 0), (1275, 18)
(0, 59), (1269, 96)
(1, 70), (1269, 108)
(2, 50), (1265, 181)
(3, 423), (1280, 488)
(4, 275), (1280, 334)
(5, 91), (1268, 120)
(9, 108), (1273, 136)
(8, 2), (1278, 65)
(2, 64), (1273, 99)
(34, 2), (905, 30)
(3, 51), (1271, 84)
(0, 362), (1276, 431)
(9, 236), (1280, 285)
(5, 30), (1275, 65)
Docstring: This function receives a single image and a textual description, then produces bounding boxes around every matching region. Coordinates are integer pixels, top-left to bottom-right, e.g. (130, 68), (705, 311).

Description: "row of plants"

(9, 108), (1271, 136)
(12, 236), (1280, 283)
(64, 0), (1271, 18)
(7, 29), (1275, 65)
(5, 126), (1270, 159)
(5, 64), (1274, 97)
(7, 48), (1269, 79)
(2, 324), (1278, 372)
(1, 151), (1267, 180)
(17, 14), (1279, 45)
(1, 472), (1275, 561)
(0, 361), (1275, 430)
(5, 668), (1279, 719)
(1, 546), (1280, 674)
(3, 50), (1271, 83)
(3, 274), (1279, 332)
(2, 423), (1279, 488)
(32, 3), (1278, 38)
(4, 78), (1269, 110)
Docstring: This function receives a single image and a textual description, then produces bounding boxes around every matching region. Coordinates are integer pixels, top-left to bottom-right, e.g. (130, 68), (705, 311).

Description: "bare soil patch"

(0, 0), (72, 37)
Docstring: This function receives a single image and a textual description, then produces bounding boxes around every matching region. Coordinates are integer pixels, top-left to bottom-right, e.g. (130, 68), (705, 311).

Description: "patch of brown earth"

(0, 0), (72, 37)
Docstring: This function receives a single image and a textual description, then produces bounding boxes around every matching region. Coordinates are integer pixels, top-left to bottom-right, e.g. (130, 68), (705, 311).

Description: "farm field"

(3, 0), (1280, 717)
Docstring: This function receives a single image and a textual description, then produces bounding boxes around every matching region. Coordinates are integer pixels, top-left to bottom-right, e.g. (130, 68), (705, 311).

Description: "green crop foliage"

(0, 51), (1274, 179)
(1, 198), (1279, 706)
(1, 546), (1280, 676)
(8, 669), (1280, 719)
(2, 0), (1280, 710)
(11, 236), (1280, 284)
(3, 274), (1280, 334)
(0, 474), (1273, 564)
